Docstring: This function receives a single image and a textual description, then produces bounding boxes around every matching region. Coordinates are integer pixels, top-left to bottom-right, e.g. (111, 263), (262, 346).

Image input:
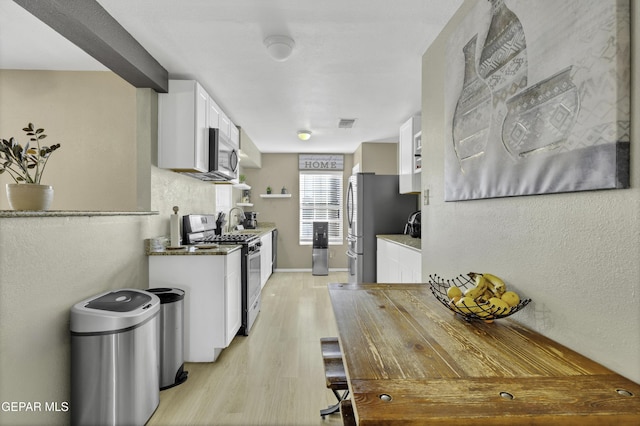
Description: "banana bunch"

(446, 273), (521, 321)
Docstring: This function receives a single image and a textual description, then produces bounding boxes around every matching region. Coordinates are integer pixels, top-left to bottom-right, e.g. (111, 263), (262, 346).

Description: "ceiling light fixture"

(264, 35), (296, 62)
(297, 130), (312, 141)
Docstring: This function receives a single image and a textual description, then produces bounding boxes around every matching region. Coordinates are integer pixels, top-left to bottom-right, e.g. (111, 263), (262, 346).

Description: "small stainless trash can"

(70, 289), (160, 426)
(312, 221), (329, 276)
(147, 287), (188, 390)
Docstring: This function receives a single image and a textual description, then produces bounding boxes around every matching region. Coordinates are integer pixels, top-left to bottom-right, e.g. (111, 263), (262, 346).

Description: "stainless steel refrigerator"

(346, 173), (418, 284)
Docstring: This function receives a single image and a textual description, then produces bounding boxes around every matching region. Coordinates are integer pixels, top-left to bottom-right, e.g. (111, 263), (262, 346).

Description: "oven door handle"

(246, 248), (261, 258)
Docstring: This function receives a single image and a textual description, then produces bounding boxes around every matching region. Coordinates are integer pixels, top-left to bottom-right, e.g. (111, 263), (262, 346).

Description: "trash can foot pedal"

(176, 370), (188, 385)
(160, 365), (189, 390)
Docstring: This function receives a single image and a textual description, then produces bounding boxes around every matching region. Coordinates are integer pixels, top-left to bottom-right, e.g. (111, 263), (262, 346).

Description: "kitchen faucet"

(227, 206), (245, 232)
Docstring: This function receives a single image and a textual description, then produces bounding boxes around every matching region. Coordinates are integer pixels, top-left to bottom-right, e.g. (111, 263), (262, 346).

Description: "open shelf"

(260, 194), (292, 198)
(237, 202), (253, 207)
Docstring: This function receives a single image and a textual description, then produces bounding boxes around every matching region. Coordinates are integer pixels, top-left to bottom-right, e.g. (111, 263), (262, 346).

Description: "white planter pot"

(5, 183), (54, 211)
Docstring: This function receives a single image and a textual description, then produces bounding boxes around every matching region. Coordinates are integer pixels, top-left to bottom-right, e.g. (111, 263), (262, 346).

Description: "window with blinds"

(299, 171), (343, 245)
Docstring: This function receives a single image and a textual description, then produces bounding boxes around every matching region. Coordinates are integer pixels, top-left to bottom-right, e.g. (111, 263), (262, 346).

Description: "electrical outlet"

(423, 189), (430, 206)
(329, 250), (334, 259)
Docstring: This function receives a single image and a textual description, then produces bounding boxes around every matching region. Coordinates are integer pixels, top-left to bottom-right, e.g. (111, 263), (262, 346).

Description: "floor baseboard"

(274, 268), (349, 273)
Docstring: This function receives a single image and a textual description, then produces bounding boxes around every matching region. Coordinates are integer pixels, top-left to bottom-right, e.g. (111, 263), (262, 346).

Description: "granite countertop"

(145, 238), (241, 256)
(0, 210), (158, 218)
(377, 234), (421, 251)
(241, 222), (277, 236)
(145, 223), (277, 256)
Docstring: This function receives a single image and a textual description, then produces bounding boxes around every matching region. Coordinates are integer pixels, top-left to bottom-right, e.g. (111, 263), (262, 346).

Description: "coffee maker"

(404, 211), (421, 238)
(243, 211), (258, 229)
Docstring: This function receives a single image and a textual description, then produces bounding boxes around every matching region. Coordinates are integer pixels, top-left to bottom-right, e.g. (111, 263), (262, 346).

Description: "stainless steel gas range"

(183, 214), (261, 335)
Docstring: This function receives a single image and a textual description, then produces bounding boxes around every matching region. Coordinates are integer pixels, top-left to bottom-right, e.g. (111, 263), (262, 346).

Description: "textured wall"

(0, 214), (157, 425)
(421, 0), (639, 383)
(150, 166), (219, 236)
(0, 73), (220, 425)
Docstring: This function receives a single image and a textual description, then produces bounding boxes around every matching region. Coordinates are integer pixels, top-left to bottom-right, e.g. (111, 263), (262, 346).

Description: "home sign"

(299, 154), (344, 171)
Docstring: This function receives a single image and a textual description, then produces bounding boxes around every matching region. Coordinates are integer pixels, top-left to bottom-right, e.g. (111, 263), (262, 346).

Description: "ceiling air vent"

(338, 118), (356, 129)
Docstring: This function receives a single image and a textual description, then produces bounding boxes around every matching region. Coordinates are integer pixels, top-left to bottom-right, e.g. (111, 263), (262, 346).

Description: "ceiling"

(0, 0), (462, 154)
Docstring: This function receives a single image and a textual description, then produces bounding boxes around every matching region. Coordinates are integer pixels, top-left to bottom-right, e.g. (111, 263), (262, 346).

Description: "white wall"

(421, 0), (639, 383)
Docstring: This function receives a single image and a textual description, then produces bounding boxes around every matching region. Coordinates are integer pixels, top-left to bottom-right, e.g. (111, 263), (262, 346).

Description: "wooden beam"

(14, 0), (168, 93)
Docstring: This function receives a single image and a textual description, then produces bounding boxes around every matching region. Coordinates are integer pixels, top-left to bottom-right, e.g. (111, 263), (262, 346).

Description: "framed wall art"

(444, 0), (630, 201)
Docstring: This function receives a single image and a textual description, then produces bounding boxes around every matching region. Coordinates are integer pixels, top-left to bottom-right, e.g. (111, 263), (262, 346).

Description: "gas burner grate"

(209, 234), (258, 243)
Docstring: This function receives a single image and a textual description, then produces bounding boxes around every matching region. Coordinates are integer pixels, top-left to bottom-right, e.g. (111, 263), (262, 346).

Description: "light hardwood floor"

(148, 271), (348, 426)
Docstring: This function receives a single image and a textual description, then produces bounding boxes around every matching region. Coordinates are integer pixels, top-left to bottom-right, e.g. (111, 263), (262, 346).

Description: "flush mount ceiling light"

(264, 35), (296, 61)
(297, 130), (312, 141)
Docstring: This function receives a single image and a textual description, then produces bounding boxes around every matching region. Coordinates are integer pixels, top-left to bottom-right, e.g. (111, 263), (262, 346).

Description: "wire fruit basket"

(428, 274), (531, 322)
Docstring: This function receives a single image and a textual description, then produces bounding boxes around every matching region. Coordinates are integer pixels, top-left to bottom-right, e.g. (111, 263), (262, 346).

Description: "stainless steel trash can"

(70, 289), (160, 426)
(312, 221), (329, 276)
(147, 287), (188, 390)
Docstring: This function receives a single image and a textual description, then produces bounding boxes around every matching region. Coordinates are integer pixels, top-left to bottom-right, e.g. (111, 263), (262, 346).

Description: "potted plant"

(0, 123), (61, 210)
(266, 186), (272, 194)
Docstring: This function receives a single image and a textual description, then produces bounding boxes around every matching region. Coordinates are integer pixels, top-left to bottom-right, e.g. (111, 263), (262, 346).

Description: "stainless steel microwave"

(185, 128), (238, 181)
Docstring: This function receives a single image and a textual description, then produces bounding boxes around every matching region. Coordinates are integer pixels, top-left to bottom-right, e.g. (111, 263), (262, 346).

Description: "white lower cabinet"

(260, 231), (273, 288)
(149, 249), (241, 362)
(377, 238), (422, 283)
(377, 237), (397, 283)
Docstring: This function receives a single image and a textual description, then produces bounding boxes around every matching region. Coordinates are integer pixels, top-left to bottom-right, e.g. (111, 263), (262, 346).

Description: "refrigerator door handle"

(346, 250), (358, 259)
(346, 234), (357, 243)
(346, 181), (354, 228)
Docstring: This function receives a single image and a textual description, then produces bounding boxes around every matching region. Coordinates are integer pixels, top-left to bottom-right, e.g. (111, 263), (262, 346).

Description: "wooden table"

(328, 283), (640, 425)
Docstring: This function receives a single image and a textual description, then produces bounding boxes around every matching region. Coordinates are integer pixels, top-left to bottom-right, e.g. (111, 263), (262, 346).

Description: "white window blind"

(299, 171), (343, 245)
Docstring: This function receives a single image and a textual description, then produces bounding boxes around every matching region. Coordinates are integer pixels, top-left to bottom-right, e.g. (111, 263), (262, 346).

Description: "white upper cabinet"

(399, 115), (421, 194)
(208, 96), (221, 130)
(159, 79), (239, 175)
(195, 85), (208, 172)
(219, 111), (231, 140)
(208, 96), (239, 152)
(158, 80), (210, 172)
(229, 122), (239, 148)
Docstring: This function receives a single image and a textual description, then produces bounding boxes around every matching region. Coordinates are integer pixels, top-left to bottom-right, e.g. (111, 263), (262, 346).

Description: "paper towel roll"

(170, 213), (180, 247)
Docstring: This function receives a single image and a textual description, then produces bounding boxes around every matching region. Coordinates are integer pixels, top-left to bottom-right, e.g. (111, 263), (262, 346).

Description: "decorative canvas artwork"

(444, 0), (630, 201)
